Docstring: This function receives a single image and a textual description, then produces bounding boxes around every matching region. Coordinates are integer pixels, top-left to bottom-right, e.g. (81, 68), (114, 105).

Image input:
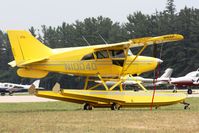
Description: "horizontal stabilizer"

(18, 57), (48, 66)
(9, 57), (48, 67)
(8, 61), (16, 67)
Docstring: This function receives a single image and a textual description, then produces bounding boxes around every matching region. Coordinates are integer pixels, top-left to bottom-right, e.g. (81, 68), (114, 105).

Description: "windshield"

(196, 73), (199, 77)
(186, 72), (198, 77)
(109, 50), (125, 58)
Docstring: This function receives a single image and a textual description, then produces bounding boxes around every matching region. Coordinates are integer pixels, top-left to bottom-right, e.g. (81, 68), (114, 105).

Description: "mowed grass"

(0, 98), (199, 133)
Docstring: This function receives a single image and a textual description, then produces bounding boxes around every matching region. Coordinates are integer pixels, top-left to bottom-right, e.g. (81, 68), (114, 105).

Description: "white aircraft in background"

(170, 68), (199, 94)
(96, 68), (173, 87)
(0, 80), (40, 96)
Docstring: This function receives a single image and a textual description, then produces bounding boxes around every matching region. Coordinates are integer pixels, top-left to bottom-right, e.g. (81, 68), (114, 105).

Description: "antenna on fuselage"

(82, 36), (90, 46)
(98, 34), (108, 44)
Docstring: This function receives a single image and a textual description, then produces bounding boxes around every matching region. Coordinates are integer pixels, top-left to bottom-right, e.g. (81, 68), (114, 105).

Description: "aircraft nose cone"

(157, 58), (163, 64)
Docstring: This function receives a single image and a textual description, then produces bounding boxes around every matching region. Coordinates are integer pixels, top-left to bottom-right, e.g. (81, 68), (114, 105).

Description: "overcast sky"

(0, 0), (198, 31)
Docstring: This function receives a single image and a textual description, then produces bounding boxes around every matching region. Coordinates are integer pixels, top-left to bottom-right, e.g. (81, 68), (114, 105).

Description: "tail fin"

(7, 30), (52, 66)
(32, 80), (40, 88)
(160, 68), (173, 78)
(28, 84), (37, 95)
(52, 83), (61, 93)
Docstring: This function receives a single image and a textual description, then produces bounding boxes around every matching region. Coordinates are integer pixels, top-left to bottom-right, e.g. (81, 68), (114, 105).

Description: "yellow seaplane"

(7, 30), (189, 110)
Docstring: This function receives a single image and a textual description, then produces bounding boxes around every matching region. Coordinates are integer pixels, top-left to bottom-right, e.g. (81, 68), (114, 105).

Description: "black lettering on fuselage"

(65, 62), (97, 71)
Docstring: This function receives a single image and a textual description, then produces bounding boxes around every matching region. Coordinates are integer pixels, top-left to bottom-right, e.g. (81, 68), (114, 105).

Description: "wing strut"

(129, 75), (148, 91)
(83, 74), (128, 91)
(121, 43), (148, 75)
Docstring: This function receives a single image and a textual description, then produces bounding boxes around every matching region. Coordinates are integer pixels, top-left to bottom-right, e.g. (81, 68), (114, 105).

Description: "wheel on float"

(111, 103), (120, 110)
(83, 103), (93, 110)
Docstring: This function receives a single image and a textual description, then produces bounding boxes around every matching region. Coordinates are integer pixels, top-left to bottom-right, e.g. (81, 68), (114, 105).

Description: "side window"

(110, 50), (125, 58)
(95, 50), (108, 59)
(82, 53), (94, 60)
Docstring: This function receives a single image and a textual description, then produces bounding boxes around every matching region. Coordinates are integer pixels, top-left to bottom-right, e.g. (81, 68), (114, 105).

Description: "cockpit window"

(95, 50), (109, 59)
(196, 73), (199, 77)
(186, 72), (198, 77)
(82, 53), (94, 60)
(109, 50), (125, 58)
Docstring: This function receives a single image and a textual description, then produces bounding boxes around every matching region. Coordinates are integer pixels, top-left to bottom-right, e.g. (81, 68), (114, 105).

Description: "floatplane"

(7, 31), (189, 110)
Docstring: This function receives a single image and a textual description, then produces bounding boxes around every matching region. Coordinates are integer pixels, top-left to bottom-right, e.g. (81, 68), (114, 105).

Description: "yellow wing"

(94, 34), (183, 50)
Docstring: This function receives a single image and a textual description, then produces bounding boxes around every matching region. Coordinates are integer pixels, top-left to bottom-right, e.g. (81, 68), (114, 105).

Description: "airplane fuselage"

(18, 46), (161, 78)
(170, 70), (199, 87)
(170, 77), (198, 86)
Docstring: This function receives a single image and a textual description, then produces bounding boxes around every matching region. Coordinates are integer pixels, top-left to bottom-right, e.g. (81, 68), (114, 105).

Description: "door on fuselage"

(109, 50), (125, 67)
(94, 49), (128, 76)
(94, 50), (114, 76)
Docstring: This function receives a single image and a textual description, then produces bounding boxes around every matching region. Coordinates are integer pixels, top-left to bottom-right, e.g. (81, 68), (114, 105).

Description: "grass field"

(0, 98), (199, 133)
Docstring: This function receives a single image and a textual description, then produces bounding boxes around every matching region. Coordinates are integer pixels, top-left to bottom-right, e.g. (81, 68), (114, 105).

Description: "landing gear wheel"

(1, 92), (5, 96)
(173, 86), (177, 93)
(83, 103), (93, 110)
(111, 103), (120, 110)
(182, 101), (190, 110)
(187, 89), (192, 94)
(184, 106), (190, 110)
(9, 92), (13, 96)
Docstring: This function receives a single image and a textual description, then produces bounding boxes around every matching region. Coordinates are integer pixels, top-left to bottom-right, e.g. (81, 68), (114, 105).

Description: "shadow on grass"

(0, 106), (193, 114)
(0, 108), (84, 113)
(0, 97), (197, 113)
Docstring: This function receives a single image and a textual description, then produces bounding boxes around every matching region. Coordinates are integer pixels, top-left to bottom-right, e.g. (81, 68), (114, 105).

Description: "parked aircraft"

(0, 80), (40, 96)
(7, 31), (189, 110)
(96, 68), (173, 87)
(170, 68), (199, 94)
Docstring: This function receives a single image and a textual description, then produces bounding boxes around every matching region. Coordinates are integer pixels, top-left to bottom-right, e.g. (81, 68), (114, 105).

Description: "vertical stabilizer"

(7, 30), (52, 65)
(160, 68), (173, 78)
(32, 80), (40, 88)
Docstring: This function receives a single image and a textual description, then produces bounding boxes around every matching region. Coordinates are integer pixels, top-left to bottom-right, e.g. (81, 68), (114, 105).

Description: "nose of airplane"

(156, 58), (163, 64)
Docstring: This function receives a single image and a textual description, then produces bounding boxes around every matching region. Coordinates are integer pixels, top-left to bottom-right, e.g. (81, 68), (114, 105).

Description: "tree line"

(0, 0), (198, 89)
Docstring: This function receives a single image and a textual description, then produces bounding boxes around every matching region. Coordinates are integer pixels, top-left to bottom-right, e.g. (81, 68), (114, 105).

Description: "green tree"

(166, 0), (176, 16)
